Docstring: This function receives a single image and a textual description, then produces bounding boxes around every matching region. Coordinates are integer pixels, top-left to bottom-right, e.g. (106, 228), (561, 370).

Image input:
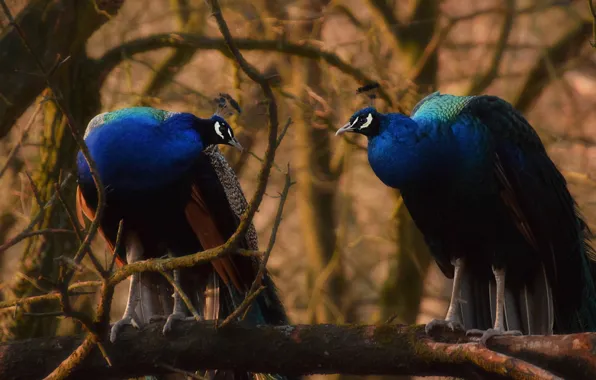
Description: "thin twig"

(55, 183), (106, 276)
(23, 170), (43, 207)
(0, 174), (74, 255)
(158, 268), (201, 321)
(96, 35), (393, 106)
(109, 220), (125, 273)
(276, 117), (292, 147)
(205, 0), (280, 251)
(157, 363), (208, 380)
(0, 281), (101, 311)
(218, 286), (266, 328)
(589, 0), (596, 46)
(15, 271), (50, 293)
(0, 223), (75, 253)
(467, 0), (515, 94)
(0, 102), (42, 179)
(221, 167), (294, 325)
(243, 164), (294, 307)
(0, 0), (107, 288)
(23, 311), (65, 317)
(55, 183), (84, 242)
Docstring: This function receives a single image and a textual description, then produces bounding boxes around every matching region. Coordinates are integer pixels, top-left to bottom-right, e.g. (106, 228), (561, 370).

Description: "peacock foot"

(148, 315), (167, 323)
(162, 312), (199, 335)
(109, 315), (140, 343)
(425, 318), (465, 336)
(466, 327), (522, 346)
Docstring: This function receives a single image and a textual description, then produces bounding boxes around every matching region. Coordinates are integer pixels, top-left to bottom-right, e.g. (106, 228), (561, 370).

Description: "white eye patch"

(214, 121), (225, 139)
(359, 113), (373, 129)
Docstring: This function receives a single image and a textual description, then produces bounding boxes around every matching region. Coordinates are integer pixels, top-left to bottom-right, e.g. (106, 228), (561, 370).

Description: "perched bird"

(337, 92), (596, 341)
(76, 106), (291, 379)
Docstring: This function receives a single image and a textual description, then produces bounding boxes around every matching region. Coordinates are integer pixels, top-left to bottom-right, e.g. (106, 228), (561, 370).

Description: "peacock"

(76, 104), (292, 379)
(336, 91), (596, 343)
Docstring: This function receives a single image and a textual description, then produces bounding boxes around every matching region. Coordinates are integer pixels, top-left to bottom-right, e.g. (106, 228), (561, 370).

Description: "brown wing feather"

(75, 185), (125, 266)
(495, 154), (539, 251)
(185, 182), (244, 291)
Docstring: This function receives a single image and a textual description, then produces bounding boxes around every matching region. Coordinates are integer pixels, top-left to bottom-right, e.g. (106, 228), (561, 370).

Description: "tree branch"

(94, 34), (393, 106)
(513, 20), (592, 112)
(466, 0), (515, 94)
(2, 322), (595, 379)
(0, 0), (125, 139)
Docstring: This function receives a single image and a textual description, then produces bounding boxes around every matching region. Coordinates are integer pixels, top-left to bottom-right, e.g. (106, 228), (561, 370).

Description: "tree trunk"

(367, 1), (438, 378)
(291, 0), (343, 324)
(0, 53), (102, 341)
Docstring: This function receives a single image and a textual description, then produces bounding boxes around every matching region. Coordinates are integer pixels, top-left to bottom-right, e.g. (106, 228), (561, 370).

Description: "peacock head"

(336, 107), (382, 138)
(197, 115), (243, 151)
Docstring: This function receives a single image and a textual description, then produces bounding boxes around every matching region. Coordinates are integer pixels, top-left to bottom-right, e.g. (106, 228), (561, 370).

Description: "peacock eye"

(359, 113), (373, 129)
(214, 121), (225, 139)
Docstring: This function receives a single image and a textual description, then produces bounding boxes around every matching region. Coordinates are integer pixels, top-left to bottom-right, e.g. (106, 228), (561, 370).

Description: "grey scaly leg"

(468, 267), (522, 345)
(162, 268), (195, 334)
(425, 258), (465, 335)
(493, 267), (506, 331)
(110, 234), (143, 343)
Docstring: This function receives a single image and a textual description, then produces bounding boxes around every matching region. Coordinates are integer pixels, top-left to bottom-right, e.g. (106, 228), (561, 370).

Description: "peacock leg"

(110, 272), (142, 342)
(425, 258), (465, 335)
(163, 267), (197, 334)
(110, 234), (143, 343)
(468, 267), (522, 345)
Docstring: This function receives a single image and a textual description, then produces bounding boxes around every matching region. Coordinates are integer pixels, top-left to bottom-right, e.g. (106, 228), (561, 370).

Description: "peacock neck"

(367, 116), (456, 190)
(78, 113), (205, 193)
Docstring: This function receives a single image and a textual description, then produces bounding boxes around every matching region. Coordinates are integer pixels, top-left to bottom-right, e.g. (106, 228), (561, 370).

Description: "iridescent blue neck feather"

(77, 107), (205, 192)
(366, 109), (492, 190)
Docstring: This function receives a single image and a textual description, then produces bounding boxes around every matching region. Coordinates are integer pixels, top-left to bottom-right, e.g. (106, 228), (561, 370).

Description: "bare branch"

(589, 0), (596, 46)
(95, 34), (393, 106)
(0, 174), (73, 254)
(158, 269), (201, 321)
(467, 0), (515, 94)
(0, 0), (125, 138)
(0, 102), (41, 179)
(513, 21), (592, 112)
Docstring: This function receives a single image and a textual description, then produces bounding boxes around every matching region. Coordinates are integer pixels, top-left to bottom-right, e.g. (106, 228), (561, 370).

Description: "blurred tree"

(367, 0), (436, 332)
(138, 0), (207, 105)
(0, 0), (124, 341)
(291, 0), (344, 324)
(1, 54), (101, 341)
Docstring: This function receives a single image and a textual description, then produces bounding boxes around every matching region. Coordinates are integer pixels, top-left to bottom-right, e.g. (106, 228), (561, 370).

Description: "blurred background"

(1, 0), (596, 379)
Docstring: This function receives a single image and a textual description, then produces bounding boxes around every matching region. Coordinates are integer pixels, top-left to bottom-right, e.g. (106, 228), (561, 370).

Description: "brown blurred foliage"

(1, 0), (596, 379)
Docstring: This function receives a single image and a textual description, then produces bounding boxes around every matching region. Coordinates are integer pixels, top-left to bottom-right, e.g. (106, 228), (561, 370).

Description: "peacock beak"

(228, 137), (244, 152)
(335, 122), (357, 136)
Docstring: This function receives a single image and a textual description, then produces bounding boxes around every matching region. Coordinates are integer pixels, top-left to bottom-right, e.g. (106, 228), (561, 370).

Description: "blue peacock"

(76, 104), (292, 380)
(337, 91), (596, 342)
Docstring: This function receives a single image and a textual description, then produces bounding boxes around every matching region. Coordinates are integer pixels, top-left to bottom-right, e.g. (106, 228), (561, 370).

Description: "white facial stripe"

(360, 113), (373, 129)
(214, 121), (225, 139)
(227, 128), (233, 139)
(350, 116), (359, 128)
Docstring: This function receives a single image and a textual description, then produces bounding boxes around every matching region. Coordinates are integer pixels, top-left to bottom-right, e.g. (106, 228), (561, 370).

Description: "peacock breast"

(77, 117), (203, 194)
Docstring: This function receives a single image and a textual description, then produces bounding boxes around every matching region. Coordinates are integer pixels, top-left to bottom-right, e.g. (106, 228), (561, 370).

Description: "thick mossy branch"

(1, 322), (595, 379)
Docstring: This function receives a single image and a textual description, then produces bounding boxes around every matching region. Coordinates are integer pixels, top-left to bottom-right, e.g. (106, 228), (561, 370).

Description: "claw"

(467, 327), (522, 346)
(110, 316), (139, 343)
(148, 315), (166, 323)
(425, 318), (465, 336)
(163, 312), (199, 334)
